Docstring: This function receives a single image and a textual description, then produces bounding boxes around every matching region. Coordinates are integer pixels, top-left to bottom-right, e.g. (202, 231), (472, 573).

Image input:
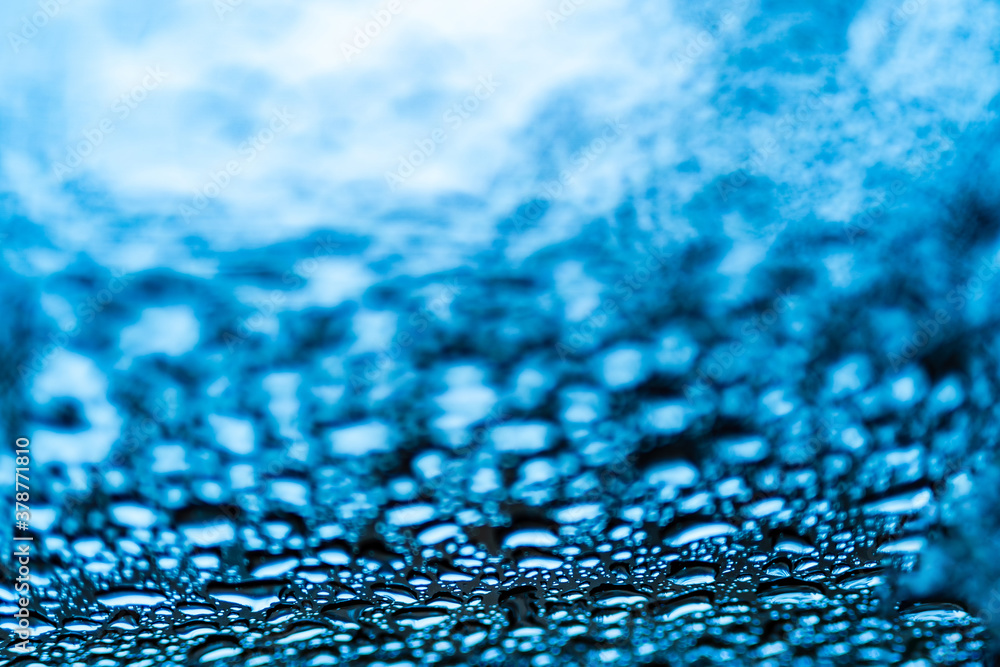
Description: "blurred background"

(2, 0), (1000, 664)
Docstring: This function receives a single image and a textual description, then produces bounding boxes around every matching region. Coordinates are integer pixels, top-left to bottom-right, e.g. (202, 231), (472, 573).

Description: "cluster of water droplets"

(2, 217), (998, 665)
